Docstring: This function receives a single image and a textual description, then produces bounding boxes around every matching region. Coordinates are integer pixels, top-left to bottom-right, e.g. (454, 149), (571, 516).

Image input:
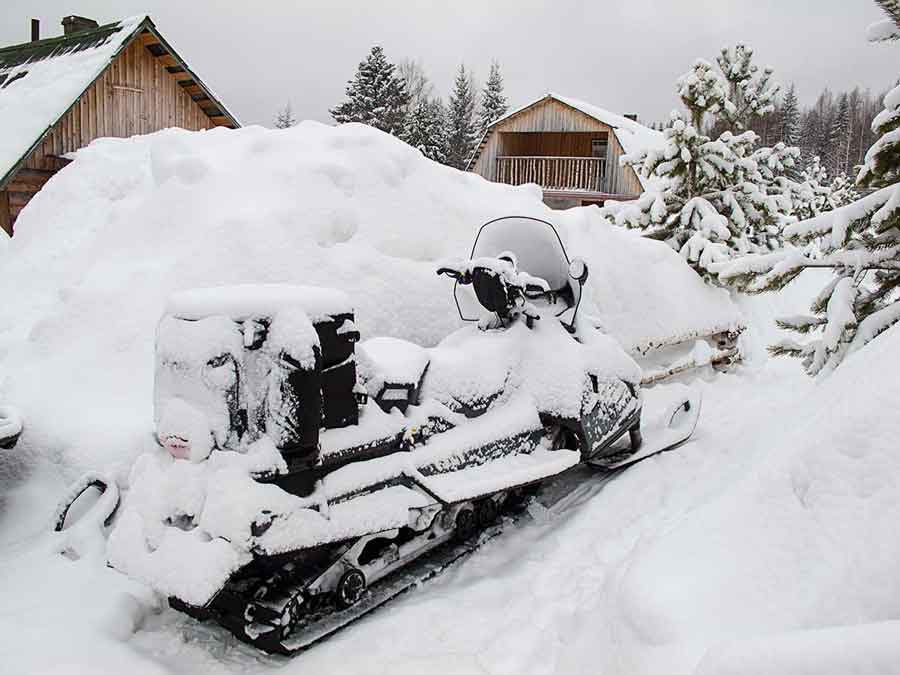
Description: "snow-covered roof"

(467, 92), (663, 190)
(0, 15), (239, 191)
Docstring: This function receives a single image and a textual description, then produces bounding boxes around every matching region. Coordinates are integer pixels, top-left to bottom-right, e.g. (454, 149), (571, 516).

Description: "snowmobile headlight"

(568, 258), (588, 283)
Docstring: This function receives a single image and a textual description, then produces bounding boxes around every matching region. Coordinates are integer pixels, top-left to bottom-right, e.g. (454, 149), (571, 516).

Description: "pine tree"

(478, 61), (509, 136)
(330, 46), (410, 137)
(604, 59), (782, 280)
(274, 101), (297, 129)
(780, 84), (800, 146)
(715, 81), (900, 376)
(404, 97), (449, 164)
(716, 44), (779, 129)
(446, 65), (478, 170)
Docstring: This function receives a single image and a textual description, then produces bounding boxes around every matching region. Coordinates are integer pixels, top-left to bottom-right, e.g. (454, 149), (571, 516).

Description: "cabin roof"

(0, 14), (240, 191)
(467, 92), (663, 190)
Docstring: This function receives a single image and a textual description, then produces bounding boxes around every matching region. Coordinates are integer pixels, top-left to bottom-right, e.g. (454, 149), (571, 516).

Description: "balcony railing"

(495, 156), (607, 192)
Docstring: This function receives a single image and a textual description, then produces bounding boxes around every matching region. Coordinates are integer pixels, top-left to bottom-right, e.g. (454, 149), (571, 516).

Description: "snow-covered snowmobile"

(95, 216), (699, 654)
(0, 404), (22, 450)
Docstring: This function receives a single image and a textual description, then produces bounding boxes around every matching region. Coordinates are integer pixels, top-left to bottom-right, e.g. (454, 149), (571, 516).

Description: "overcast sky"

(1, 1), (895, 127)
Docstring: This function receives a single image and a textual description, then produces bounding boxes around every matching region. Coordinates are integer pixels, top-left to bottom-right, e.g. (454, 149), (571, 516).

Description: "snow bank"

(0, 121), (740, 476)
(696, 621), (900, 675)
(607, 321), (900, 670)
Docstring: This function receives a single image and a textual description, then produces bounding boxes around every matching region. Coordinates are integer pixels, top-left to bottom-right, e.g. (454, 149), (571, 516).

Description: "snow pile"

(0, 121), (740, 476)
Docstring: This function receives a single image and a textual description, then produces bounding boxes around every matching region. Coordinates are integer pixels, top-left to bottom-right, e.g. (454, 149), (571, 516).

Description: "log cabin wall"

(3, 37), (217, 233)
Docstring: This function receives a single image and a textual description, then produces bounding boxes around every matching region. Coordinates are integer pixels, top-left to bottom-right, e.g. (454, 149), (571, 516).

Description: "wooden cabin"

(468, 93), (663, 209)
(0, 14), (239, 236)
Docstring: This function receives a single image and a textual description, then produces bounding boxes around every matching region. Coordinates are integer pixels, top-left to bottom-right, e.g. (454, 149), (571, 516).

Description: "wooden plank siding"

(4, 38), (215, 234)
(469, 97), (643, 202)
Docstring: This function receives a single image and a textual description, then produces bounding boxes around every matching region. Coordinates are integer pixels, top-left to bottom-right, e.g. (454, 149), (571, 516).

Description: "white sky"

(1, 1), (895, 127)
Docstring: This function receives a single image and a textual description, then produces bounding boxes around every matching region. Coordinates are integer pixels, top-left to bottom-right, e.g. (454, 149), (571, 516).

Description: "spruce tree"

(330, 46), (410, 137)
(828, 93), (852, 176)
(478, 61), (509, 136)
(274, 101), (297, 129)
(404, 97), (449, 164)
(715, 81), (900, 375)
(780, 84), (800, 147)
(446, 65), (478, 170)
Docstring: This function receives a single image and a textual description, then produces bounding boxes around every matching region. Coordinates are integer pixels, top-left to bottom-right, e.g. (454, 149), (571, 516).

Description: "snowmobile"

(64, 216), (699, 654)
(0, 404), (22, 450)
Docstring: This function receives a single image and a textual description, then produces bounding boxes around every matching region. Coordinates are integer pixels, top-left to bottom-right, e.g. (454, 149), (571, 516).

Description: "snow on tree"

(446, 64), (478, 170)
(477, 61), (508, 136)
(404, 97), (449, 164)
(274, 101), (297, 129)
(793, 156), (835, 221)
(715, 81), (900, 376)
(330, 46), (410, 137)
(780, 84), (801, 147)
(827, 170), (860, 210)
(716, 44), (779, 129)
(604, 58), (783, 281)
(868, 0), (900, 41)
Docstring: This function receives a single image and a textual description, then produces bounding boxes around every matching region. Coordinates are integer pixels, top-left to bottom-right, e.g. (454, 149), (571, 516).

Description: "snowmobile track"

(274, 524), (506, 654)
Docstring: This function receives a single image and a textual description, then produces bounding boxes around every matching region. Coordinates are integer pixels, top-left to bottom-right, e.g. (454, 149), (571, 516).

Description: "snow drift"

(604, 321), (900, 673)
(0, 121), (739, 477)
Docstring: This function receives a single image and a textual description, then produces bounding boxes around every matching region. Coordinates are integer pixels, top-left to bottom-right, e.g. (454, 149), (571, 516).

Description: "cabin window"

(591, 139), (608, 158)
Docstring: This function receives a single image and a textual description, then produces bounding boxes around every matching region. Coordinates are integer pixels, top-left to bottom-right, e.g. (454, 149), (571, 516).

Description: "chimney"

(624, 113), (638, 122)
(61, 15), (99, 36)
(31, 18), (40, 42)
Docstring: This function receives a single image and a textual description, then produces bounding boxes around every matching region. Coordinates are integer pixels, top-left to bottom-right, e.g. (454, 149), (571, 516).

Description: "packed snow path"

(1, 357), (840, 675)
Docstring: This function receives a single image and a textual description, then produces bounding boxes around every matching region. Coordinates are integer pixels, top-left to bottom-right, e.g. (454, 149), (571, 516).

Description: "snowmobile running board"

(179, 390), (702, 656)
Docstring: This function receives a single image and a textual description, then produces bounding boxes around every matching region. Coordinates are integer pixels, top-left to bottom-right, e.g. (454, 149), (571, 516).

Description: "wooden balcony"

(495, 156), (607, 192)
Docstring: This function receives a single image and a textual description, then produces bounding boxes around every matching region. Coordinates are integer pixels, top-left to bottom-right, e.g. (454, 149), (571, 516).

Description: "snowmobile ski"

(591, 385), (702, 471)
(0, 404), (22, 450)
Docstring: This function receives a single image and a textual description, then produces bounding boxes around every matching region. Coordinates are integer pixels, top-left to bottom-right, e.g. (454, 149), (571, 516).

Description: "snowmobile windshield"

(455, 217), (572, 321)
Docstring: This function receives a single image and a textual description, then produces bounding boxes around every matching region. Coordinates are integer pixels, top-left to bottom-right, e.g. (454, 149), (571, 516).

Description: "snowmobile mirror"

(569, 258), (588, 284)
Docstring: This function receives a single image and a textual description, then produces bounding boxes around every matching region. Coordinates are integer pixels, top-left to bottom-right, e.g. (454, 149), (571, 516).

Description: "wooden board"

(0, 190), (10, 236)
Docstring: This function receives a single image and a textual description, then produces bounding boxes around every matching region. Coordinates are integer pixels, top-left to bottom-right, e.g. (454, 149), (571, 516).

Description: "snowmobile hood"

(424, 318), (641, 421)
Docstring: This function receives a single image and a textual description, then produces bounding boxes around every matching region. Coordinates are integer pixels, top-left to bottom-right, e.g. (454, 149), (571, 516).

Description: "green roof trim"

(0, 20), (131, 70)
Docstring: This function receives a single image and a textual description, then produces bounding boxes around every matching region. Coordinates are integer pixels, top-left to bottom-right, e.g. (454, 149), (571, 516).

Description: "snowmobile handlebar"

(436, 267), (470, 283)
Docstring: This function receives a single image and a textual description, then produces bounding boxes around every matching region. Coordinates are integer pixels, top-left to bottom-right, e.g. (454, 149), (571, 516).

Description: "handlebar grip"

(437, 267), (469, 283)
